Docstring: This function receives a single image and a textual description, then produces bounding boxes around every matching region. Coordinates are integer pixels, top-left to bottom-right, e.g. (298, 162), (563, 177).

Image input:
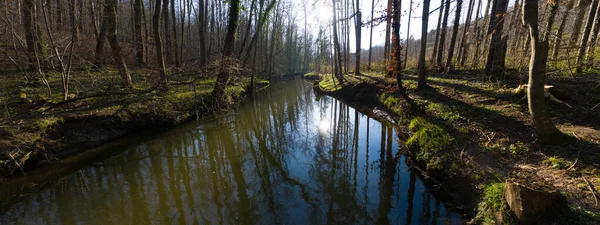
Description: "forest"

(0, 0), (599, 224)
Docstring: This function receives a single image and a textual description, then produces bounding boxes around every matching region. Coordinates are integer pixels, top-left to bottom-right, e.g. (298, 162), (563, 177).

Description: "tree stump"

(504, 181), (563, 225)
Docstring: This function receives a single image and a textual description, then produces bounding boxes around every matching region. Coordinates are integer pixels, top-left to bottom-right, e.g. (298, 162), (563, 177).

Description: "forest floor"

(306, 70), (600, 224)
(0, 67), (268, 180)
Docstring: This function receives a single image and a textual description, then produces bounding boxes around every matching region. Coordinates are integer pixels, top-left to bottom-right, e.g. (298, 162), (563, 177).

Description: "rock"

(504, 181), (562, 225)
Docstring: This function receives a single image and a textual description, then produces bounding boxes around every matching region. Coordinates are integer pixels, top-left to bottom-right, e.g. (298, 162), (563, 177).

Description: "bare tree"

(445, 0), (462, 73)
(417, 0), (430, 90)
(153, 0), (168, 88)
(368, 0), (375, 68)
(211, 0), (241, 97)
(431, 0), (444, 64)
(105, 0), (133, 88)
(391, 0), (410, 101)
(522, 0), (562, 141)
(436, 0), (450, 69)
(134, 0), (145, 65)
(354, 0), (361, 75)
(485, 0), (509, 78)
(576, 0), (599, 72)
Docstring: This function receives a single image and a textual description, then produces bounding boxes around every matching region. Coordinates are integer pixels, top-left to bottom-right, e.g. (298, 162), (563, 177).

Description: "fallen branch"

(582, 175), (599, 207)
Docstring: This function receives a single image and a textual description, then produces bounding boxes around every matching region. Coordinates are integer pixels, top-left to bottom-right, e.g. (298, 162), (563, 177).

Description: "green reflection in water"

(0, 78), (461, 225)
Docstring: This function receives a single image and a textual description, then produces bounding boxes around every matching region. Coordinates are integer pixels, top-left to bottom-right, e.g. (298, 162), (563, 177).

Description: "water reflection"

(0, 78), (461, 225)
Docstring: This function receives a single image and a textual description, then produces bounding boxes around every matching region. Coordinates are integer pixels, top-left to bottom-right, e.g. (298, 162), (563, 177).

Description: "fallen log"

(513, 84), (572, 108)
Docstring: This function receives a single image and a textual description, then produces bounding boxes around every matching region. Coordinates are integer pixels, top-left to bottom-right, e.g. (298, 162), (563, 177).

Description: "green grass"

(406, 117), (453, 171)
(476, 182), (510, 225)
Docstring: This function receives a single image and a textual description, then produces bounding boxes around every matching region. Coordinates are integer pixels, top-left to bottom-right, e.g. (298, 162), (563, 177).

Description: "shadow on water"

(0, 78), (462, 225)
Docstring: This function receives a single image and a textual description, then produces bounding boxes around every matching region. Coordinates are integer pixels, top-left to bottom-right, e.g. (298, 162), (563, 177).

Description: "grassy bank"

(0, 68), (269, 179)
(305, 71), (600, 223)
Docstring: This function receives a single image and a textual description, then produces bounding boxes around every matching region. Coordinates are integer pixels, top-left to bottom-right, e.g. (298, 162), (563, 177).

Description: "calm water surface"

(0, 78), (461, 224)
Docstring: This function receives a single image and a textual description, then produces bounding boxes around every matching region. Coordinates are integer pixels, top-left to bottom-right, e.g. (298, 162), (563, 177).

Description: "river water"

(0, 78), (461, 224)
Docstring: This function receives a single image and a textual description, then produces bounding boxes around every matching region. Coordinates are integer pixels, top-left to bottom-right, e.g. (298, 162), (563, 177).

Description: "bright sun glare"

(313, 3), (333, 24)
(317, 119), (330, 135)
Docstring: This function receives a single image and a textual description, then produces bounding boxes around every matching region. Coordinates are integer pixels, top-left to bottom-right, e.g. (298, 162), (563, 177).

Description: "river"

(0, 78), (461, 224)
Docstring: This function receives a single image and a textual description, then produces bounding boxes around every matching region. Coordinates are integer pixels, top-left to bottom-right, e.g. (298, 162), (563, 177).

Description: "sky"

(295, 0), (492, 53)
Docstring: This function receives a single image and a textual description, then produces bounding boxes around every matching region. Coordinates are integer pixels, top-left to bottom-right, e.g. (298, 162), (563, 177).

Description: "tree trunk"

(522, 0), (562, 141)
(571, 0), (592, 46)
(431, 0), (444, 64)
(404, 0), (412, 68)
(23, 0), (46, 70)
(170, 0), (180, 67)
(436, 0), (450, 69)
(197, 0), (207, 66)
(368, 0), (375, 68)
(162, 0), (172, 64)
(417, 0), (430, 90)
(384, 0), (392, 63)
(458, 0), (475, 66)
(211, 0), (241, 97)
(485, 0), (509, 78)
(551, 0), (574, 60)
(134, 0), (145, 65)
(392, 0), (410, 101)
(585, 1), (600, 61)
(153, 0), (168, 88)
(94, 18), (108, 68)
(355, 0), (361, 75)
(576, 0), (599, 72)
(105, 0), (133, 88)
(445, 0), (462, 73)
(332, 0), (344, 83)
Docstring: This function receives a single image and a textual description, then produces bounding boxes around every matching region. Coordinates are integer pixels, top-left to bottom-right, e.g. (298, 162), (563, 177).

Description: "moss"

(33, 117), (64, 132)
(476, 182), (511, 225)
(543, 156), (567, 169)
(424, 102), (462, 123)
(508, 141), (529, 155)
(406, 117), (453, 171)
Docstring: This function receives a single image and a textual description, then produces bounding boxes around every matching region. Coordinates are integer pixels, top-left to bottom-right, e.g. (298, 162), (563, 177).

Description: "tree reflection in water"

(0, 78), (461, 225)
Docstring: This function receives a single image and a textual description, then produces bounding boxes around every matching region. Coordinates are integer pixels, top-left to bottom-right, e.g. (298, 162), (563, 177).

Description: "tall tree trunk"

(485, 0), (509, 78)
(384, 0), (392, 64)
(522, 0), (562, 141)
(458, 0), (475, 66)
(163, 0), (172, 64)
(551, 0), (574, 60)
(576, 0), (599, 72)
(445, 0), (462, 73)
(94, 18), (108, 68)
(170, 0), (180, 67)
(153, 0), (168, 88)
(197, 0), (207, 66)
(211, 0), (241, 97)
(105, 0), (133, 88)
(404, 0), (412, 68)
(242, 0), (277, 64)
(585, 1), (600, 60)
(355, 0), (361, 75)
(332, 0), (344, 83)
(56, 0), (63, 29)
(417, 0), (430, 90)
(368, 0), (375, 68)
(70, 0), (79, 44)
(571, 0), (592, 46)
(391, 0), (410, 101)
(23, 0), (46, 70)
(431, 0), (444, 64)
(436, 0), (450, 69)
(134, 0), (145, 65)
(475, 0), (492, 67)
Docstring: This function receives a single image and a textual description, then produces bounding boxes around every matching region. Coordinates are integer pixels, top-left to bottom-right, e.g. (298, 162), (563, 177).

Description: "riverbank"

(304, 71), (600, 224)
(0, 68), (269, 180)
